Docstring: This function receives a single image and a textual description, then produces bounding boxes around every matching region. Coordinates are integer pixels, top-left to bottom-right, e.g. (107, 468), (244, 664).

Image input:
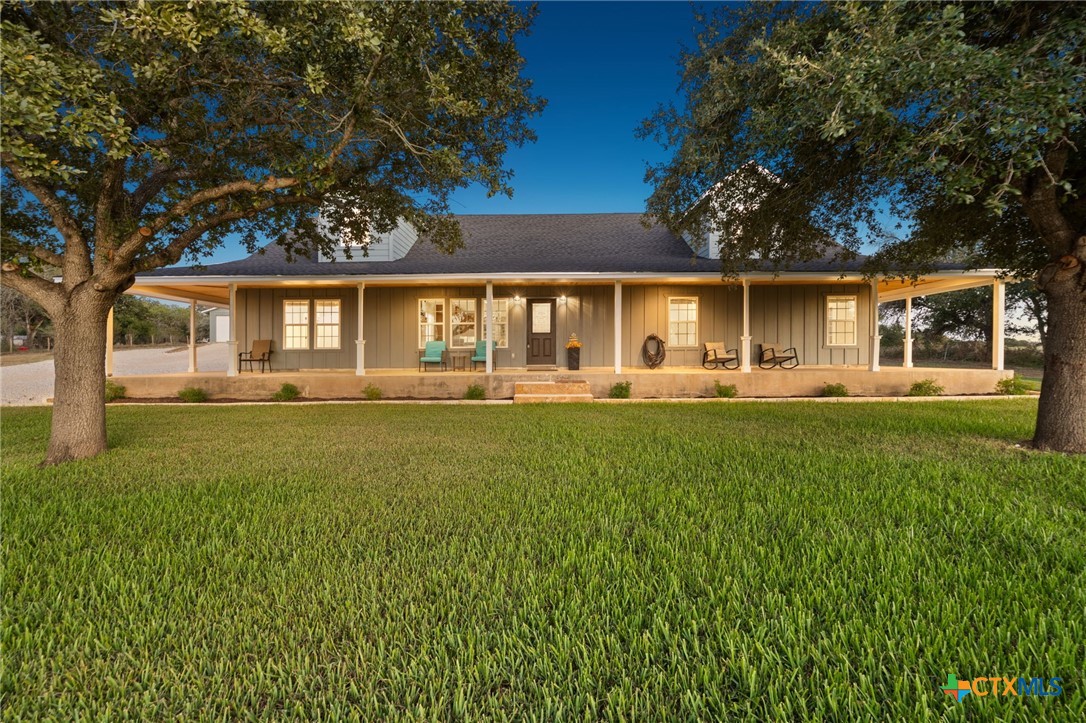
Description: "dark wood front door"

(527, 298), (557, 365)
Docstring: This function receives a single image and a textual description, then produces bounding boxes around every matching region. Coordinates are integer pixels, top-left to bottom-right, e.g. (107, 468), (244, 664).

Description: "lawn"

(2, 401), (1083, 720)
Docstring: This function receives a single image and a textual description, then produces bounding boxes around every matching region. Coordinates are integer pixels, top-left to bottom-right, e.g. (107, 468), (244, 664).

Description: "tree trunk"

(46, 299), (112, 464)
(1033, 265), (1086, 453)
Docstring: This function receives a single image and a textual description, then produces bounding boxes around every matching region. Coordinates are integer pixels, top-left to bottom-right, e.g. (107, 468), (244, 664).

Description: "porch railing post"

(485, 280), (494, 374)
(188, 300), (198, 373)
(741, 278), (751, 373)
(613, 280), (622, 374)
(904, 296), (913, 368)
(869, 278), (881, 372)
(992, 280), (1005, 371)
(227, 283), (238, 377)
(356, 282), (366, 376)
(106, 306), (114, 377)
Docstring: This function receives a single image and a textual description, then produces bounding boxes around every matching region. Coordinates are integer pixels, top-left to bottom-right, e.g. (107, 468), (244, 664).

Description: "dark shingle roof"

(145, 213), (867, 278)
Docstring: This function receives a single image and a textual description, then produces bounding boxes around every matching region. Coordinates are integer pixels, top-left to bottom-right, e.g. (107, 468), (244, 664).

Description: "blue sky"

(204, 1), (704, 263)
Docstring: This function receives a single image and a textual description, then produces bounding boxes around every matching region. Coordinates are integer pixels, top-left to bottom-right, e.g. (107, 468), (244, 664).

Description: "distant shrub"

(364, 383), (383, 401)
(822, 383), (849, 397)
(714, 381), (738, 398)
(464, 383), (486, 400)
(104, 380), (126, 402)
(608, 381), (632, 399)
(996, 374), (1031, 395)
(178, 387), (208, 403)
(907, 379), (944, 397)
(272, 383), (300, 401)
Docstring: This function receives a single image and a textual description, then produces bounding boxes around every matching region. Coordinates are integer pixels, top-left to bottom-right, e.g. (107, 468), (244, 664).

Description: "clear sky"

(203, 1), (704, 263)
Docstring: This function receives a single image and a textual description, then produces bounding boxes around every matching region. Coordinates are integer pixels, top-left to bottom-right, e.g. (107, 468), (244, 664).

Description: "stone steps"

(513, 381), (594, 403)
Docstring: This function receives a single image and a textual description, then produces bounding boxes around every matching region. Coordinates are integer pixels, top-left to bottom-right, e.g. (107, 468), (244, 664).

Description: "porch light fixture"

(513, 295), (522, 304)
(559, 295), (567, 304)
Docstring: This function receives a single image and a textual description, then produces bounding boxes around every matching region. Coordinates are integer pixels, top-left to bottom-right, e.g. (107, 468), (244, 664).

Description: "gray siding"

(236, 282), (871, 370)
(235, 287), (357, 370)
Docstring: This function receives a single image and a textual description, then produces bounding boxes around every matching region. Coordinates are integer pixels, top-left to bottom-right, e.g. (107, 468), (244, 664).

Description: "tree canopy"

(1, 0), (543, 304)
(641, 1), (1085, 279)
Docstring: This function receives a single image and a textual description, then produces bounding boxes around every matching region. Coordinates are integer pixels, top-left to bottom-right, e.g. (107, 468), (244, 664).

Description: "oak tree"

(1, 1), (543, 463)
(642, 1), (1085, 451)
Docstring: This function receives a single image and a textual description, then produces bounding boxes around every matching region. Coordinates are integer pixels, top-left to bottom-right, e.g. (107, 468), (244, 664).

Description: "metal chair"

(702, 341), (740, 370)
(239, 339), (272, 373)
(758, 342), (799, 369)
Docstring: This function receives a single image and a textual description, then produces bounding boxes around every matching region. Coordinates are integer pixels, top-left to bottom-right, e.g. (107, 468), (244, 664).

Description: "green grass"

(2, 401), (1083, 720)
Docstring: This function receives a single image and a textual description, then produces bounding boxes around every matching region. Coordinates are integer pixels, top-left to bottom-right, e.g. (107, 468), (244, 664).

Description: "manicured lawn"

(2, 401), (1083, 720)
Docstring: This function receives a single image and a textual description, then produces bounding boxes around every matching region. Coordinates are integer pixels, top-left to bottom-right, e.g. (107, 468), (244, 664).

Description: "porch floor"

(113, 365), (1012, 400)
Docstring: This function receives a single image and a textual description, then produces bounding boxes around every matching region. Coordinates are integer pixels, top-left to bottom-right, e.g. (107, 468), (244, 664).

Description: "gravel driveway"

(1, 343), (227, 406)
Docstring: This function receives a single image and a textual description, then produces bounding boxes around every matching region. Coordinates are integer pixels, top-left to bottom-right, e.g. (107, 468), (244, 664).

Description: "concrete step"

(513, 393), (595, 404)
(514, 381), (592, 396)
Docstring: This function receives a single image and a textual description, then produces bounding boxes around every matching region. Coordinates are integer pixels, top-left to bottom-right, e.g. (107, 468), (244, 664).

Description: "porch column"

(613, 280), (622, 374)
(355, 282), (366, 376)
(485, 280), (494, 374)
(187, 300), (198, 373)
(740, 278), (751, 373)
(227, 283), (238, 377)
(105, 306), (114, 377)
(903, 296), (914, 368)
(992, 280), (1005, 371)
(869, 278), (881, 372)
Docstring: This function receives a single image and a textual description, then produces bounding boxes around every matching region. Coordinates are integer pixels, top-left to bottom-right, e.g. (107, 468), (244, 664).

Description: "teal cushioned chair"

(471, 340), (497, 371)
(418, 340), (447, 372)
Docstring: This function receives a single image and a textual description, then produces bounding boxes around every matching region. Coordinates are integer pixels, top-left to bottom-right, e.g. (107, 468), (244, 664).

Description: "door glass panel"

(531, 302), (551, 334)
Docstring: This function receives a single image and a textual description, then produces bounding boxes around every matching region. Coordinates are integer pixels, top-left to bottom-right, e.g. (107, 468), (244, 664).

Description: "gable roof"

(144, 212), (867, 278)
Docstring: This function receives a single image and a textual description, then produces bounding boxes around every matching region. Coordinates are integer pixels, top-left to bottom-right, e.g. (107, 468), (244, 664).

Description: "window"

(283, 300), (310, 350)
(450, 298), (476, 348)
(826, 295), (858, 346)
(419, 299), (444, 347)
(314, 299), (341, 350)
(668, 297), (698, 347)
(482, 298), (509, 348)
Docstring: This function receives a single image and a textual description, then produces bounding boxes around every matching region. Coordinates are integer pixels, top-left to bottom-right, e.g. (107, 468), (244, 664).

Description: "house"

(119, 213), (1011, 399)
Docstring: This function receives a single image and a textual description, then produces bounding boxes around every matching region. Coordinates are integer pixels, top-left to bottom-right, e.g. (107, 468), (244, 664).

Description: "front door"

(526, 298), (557, 366)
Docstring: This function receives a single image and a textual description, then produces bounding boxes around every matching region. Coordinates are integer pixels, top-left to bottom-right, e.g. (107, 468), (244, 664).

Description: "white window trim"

(283, 299), (310, 350)
(418, 298), (444, 349)
(449, 298), (477, 349)
(313, 298), (342, 350)
(485, 298), (510, 349)
(667, 295), (699, 349)
(825, 294), (859, 348)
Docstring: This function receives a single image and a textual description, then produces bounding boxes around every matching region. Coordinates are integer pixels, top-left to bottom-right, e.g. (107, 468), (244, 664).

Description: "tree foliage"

(641, 1), (1085, 279)
(1, 0), (543, 300)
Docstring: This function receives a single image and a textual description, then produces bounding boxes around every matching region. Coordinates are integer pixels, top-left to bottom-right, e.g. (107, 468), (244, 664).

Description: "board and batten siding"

(236, 282), (870, 370)
(235, 287), (357, 370)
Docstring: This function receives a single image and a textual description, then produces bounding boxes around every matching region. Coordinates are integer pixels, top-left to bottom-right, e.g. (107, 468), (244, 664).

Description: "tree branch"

(0, 267), (63, 316)
(131, 194), (318, 271)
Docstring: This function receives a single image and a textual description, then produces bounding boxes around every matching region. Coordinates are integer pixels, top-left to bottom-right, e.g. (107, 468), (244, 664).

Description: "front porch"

(113, 365), (1012, 400)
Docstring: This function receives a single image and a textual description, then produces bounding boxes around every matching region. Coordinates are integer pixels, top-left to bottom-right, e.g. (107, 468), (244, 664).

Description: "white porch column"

(485, 281), (494, 374)
(187, 300), (198, 373)
(992, 280), (1005, 371)
(903, 296), (914, 368)
(227, 283), (238, 377)
(740, 278), (752, 373)
(105, 306), (114, 377)
(869, 278), (881, 372)
(355, 282), (366, 376)
(613, 280), (622, 374)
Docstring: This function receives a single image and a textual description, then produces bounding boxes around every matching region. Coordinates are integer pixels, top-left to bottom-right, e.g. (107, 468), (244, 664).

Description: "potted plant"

(566, 333), (582, 370)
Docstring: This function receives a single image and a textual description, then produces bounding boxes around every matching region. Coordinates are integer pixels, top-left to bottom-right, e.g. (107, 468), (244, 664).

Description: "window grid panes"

(450, 299), (477, 348)
(283, 300), (310, 350)
(826, 295), (858, 346)
(483, 299), (509, 348)
(419, 299), (444, 347)
(668, 297), (698, 347)
(314, 299), (341, 350)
